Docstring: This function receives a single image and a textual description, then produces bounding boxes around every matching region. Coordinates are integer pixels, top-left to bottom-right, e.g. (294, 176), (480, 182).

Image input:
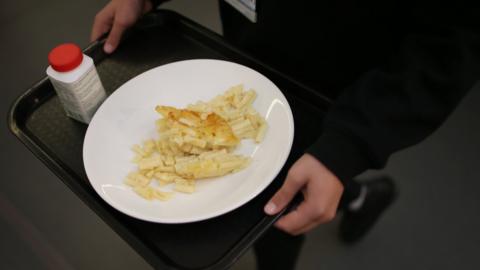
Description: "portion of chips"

(188, 85), (267, 143)
(155, 106), (240, 152)
(125, 85), (267, 201)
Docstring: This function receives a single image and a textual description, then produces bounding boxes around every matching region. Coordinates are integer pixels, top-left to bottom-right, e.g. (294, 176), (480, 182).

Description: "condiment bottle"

(46, 43), (106, 123)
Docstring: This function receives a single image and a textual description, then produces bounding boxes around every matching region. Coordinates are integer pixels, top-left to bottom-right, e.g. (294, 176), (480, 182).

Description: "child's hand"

(91, 0), (153, 53)
(264, 154), (344, 235)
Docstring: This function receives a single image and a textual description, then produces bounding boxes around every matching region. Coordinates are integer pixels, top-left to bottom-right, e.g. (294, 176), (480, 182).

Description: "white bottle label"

(49, 66), (106, 123)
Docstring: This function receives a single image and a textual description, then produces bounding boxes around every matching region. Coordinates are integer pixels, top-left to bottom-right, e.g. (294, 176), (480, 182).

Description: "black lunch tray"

(8, 10), (330, 270)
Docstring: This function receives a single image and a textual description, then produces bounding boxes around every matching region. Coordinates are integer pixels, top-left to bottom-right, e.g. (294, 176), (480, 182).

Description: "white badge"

(224, 0), (257, 23)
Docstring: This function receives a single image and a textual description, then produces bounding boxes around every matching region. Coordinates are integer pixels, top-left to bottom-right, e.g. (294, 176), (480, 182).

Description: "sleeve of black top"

(306, 16), (480, 184)
(149, 0), (171, 8)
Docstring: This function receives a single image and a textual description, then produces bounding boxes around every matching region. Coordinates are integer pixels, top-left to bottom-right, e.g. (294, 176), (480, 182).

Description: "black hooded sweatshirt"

(154, 0), (480, 184)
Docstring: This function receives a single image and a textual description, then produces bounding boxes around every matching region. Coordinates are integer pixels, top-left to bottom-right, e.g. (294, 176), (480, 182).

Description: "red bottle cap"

(48, 43), (83, 72)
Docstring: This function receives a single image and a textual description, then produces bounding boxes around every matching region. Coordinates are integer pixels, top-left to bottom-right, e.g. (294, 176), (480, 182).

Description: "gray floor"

(1, 1), (479, 270)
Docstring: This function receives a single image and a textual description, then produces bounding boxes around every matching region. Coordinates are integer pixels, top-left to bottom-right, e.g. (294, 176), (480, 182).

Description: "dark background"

(1, 1), (479, 269)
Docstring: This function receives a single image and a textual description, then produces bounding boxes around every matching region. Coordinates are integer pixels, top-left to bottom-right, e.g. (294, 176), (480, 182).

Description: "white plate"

(83, 59), (294, 223)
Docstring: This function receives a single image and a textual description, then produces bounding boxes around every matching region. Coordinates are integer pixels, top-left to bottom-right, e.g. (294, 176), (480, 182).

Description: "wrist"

(306, 131), (372, 184)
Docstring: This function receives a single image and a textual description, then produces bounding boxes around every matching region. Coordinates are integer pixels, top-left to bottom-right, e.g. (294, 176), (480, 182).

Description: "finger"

(296, 223), (318, 235)
(264, 174), (307, 215)
(103, 18), (129, 54)
(274, 201), (316, 235)
(294, 198), (338, 235)
(91, 5), (114, 42)
(91, 16), (112, 42)
(295, 212), (333, 235)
